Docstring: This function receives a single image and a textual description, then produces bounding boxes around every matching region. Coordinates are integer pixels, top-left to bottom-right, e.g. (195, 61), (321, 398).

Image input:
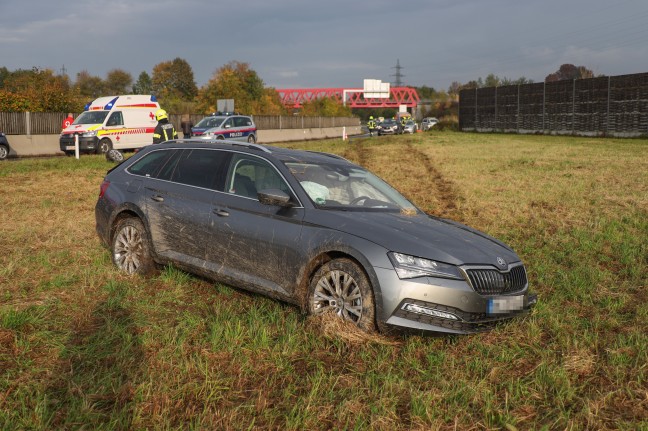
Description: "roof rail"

(226, 141), (272, 153)
(305, 150), (348, 161)
(173, 138), (272, 153)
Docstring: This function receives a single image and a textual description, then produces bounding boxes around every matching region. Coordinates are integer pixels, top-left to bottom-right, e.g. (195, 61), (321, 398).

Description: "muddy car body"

(95, 140), (536, 335)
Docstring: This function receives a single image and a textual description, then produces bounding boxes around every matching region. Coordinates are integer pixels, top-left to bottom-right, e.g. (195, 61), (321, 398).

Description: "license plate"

(488, 295), (524, 314)
(65, 146), (75, 150)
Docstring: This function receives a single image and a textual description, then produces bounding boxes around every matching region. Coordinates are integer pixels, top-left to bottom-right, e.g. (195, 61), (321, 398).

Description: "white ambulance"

(59, 95), (160, 155)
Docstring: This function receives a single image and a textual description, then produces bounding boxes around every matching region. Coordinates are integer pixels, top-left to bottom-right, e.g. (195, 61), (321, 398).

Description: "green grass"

(1, 132), (647, 430)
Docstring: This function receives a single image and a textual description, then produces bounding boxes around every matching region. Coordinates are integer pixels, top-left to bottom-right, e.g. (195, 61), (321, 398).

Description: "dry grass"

(1, 133), (647, 430)
(307, 310), (402, 347)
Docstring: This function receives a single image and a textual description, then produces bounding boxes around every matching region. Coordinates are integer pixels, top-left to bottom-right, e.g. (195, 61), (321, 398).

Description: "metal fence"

(459, 72), (648, 137)
(0, 112), (360, 135)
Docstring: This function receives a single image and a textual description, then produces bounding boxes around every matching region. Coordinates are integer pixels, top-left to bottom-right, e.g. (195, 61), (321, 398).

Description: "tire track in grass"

(380, 141), (461, 221)
(343, 139), (461, 220)
(340, 139), (367, 166)
(404, 142), (461, 219)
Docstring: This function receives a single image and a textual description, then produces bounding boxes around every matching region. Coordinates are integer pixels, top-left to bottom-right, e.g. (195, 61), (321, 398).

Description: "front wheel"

(97, 138), (112, 155)
(308, 258), (376, 332)
(111, 217), (156, 275)
(0, 144), (8, 160)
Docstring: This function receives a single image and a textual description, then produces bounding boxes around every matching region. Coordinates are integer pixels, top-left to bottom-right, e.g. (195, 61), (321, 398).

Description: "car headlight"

(81, 131), (97, 137)
(388, 252), (464, 280)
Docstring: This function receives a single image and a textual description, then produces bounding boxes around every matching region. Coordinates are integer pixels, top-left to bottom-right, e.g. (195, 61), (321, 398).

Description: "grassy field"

(1, 132), (646, 430)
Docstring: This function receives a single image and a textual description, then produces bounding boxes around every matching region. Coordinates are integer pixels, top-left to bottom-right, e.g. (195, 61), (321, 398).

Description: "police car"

(192, 112), (257, 143)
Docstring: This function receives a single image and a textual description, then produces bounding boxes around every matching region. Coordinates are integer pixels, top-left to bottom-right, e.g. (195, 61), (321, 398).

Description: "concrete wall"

(4, 126), (362, 157)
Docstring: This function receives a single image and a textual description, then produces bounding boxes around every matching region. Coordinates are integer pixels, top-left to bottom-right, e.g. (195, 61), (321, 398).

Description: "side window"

(106, 111), (123, 126)
(156, 149), (185, 182)
(227, 154), (290, 199)
(223, 118), (233, 129)
(170, 149), (227, 189)
(128, 149), (175, 177)
(234, 117), (248, 128)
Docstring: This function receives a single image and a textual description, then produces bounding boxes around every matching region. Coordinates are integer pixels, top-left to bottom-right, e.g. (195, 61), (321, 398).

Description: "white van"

(59, 95), (160, 155)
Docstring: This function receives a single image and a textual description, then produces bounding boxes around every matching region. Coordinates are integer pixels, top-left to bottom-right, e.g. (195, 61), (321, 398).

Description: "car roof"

(143, 140), (351, 165)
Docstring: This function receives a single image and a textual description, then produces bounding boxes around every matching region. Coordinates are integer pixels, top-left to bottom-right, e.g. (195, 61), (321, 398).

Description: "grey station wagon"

(95, 140), (536, 334)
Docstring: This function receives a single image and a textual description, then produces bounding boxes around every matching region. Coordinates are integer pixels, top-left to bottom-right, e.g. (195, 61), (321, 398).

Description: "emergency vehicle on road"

(191, 113), (257, 143)
(59, 95), (160, 155)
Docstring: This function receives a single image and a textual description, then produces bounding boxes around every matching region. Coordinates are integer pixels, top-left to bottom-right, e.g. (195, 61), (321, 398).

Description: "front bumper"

(60, 135), (99, 152)
(374, 267), (537, 334)
(378, 129), (397, 135)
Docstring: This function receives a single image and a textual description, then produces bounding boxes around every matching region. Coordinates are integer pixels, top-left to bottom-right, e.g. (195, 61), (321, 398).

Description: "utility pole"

(391, 59), (404, 87)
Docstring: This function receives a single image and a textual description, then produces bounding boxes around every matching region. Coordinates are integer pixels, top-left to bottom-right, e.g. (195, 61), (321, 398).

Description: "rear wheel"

(97, 138), (112, 155)
(111, 217), (156, 275)
(0, 144), (8, 160)
(247, 134), (256, 144)
(308, 258), (376, 332)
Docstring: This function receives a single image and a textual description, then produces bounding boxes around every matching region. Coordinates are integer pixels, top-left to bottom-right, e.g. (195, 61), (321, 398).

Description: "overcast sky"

(1, 0), (647, 92)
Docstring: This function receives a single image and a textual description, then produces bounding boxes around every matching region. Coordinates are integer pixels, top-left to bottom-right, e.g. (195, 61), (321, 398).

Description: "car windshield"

(285, 161), (418, 212)
(73, 111), (109, 125)
(195, 116), (225, 128)
(382, 120), (397, 125)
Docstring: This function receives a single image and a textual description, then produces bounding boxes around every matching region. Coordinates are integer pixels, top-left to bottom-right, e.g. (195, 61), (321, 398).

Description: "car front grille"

(465, 264), (527, 295)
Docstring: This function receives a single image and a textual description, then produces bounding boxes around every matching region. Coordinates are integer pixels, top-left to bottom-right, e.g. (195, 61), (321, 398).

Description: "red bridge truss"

(276, 87), (420, 109)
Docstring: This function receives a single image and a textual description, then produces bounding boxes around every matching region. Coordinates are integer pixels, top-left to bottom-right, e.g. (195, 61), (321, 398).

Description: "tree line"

(0, 60), (595, 122)
(0, 59), (352, 117)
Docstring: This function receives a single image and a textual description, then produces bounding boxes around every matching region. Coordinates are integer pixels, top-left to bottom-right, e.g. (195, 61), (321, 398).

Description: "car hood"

(191, 127), (212, 135)
(306, 210), (519, 268)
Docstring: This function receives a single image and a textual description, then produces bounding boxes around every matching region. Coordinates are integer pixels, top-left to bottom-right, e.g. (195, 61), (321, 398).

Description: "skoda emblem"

(496, 257), (506, 267)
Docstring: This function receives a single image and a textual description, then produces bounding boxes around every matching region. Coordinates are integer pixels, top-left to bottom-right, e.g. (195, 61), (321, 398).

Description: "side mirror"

(257, 189), (293, 207)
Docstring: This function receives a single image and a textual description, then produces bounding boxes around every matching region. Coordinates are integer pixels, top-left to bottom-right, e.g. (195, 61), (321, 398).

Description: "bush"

(425, 118), (458, 132)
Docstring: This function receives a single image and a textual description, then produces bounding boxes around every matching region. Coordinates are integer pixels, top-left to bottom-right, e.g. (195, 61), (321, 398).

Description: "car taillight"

(99, 180), (110, 198)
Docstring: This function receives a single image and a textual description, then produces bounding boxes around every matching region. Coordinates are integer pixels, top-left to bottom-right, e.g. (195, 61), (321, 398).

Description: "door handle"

(151, 195), (164, 202)
(213, 209), (229, 217)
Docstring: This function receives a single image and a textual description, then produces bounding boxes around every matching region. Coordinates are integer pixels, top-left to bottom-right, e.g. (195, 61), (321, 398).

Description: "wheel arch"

(108, 204), (163, 264)
(97, 137), (113, 154)
(108, 204), (148, 243)
(296, 246), (385, 321)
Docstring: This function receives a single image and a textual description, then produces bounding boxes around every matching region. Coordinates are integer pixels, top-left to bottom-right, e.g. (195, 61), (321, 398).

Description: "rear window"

(128, 150), (175, 177)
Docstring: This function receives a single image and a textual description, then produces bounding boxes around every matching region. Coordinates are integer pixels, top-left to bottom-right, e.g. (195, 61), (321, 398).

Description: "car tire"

(106, 149), (124, 163)
(308, 258), (376, 332)
(111, 217), (156, 276)
(247, 134), (256, 144)
(0, 144), (8, 160)
(217, 136), (225, 140)
(97, 138), (112, 155)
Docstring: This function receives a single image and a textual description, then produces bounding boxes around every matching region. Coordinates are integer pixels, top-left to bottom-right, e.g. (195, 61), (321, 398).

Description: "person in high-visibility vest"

(152, 109), (178, 144)
(399, 116), (407, 133)
(367, 116), (377, 137)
